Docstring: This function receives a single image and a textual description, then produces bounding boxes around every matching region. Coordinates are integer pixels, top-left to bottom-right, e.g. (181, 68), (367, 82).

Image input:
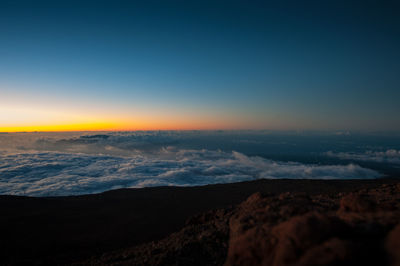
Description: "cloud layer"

(0, 148), (380, 197)
(326, 150), (400, 164)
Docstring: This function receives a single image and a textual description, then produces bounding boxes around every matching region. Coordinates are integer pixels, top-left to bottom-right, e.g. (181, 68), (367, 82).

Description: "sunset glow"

(0, 105), (263, 132)
(0, 115), (264, 132)
(1, 2), (400, 264)
(0, 1), (399, 132)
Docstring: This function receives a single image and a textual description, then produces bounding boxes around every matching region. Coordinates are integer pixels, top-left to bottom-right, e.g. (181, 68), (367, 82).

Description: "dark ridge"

(0, 178), (398, 265)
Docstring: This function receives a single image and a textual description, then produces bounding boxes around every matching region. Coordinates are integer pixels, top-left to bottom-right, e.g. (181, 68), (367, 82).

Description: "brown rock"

(269, 213), (345, 265)
(72, 181), (400, 265)
(339, 193), (376, 213)
(297, 238), (355, 266)
(386, 224), (400, 266)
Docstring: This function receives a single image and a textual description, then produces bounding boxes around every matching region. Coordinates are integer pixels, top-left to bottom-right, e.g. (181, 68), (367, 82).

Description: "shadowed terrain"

(1, 179), (399, 265)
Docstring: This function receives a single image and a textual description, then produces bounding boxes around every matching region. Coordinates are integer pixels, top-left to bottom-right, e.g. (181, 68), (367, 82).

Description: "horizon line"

(1, 129), (400, 135)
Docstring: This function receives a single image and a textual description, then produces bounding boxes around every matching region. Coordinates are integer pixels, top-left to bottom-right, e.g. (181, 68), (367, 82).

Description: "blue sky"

(1, 0), (399, 131)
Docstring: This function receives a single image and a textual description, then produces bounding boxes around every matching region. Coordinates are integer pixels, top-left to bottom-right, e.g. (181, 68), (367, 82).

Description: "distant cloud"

(326, 150), (400, 164)
(0, 132), (386, 196)
(0, 148), (380, 197)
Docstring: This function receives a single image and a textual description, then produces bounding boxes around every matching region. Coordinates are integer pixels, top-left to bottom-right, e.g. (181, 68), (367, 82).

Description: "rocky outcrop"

(226, 183), (400, 266)
(81, 182), (400, 266)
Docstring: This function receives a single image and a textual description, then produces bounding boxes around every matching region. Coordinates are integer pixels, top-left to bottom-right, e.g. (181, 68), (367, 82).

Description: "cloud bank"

(326, 150), (400, 164)
(0, 148), (380, 197)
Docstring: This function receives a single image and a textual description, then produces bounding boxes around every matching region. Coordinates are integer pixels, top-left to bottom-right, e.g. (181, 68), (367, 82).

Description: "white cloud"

(326, 150), (400, 164)
(0, 148), (380, 197)
(0, 132), (386, 196)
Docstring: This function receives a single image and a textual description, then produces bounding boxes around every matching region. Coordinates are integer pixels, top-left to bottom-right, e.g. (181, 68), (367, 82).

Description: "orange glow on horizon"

(0, 120), (257, 132)
(0, 114), (264, 132)
(0, 123), (121, 132)
(0, 102), (267, 132)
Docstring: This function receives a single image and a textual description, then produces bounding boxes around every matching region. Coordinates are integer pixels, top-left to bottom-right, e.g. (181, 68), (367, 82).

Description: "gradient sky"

(1, 0), (400, 131)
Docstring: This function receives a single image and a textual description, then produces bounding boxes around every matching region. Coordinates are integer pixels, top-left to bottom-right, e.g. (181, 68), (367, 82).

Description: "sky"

(1, 0), (400, 132)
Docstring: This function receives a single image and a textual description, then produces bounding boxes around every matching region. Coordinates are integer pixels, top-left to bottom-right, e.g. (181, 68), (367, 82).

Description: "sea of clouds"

(0, 132), (383, 196)
(326, 150), (400, 164)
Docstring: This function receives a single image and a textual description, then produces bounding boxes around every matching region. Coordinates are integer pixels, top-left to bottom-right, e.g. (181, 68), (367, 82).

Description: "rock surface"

(81, 182), (400, 266)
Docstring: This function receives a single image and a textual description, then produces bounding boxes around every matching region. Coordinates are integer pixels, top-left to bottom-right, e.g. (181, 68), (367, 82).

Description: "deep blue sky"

(1, 0), (399, 131)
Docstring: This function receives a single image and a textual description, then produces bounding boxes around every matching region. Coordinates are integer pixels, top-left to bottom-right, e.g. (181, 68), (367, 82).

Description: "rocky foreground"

(82, 183), (400, 266)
